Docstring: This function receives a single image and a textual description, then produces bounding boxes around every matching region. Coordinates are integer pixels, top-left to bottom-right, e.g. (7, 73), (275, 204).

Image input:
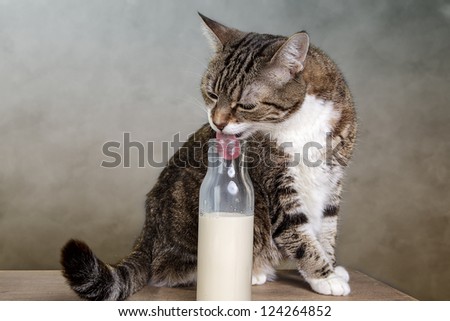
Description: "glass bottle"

(196, 136), (254, 301)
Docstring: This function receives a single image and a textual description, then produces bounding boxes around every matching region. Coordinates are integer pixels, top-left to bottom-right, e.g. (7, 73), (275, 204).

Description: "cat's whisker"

(171, 96), (208, 120)
(192, 98), (208, 112)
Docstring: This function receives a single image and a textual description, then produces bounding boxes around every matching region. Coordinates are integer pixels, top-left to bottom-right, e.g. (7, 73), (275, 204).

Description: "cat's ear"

(270, 32), (310, 77)
(198, 12), (235, 51)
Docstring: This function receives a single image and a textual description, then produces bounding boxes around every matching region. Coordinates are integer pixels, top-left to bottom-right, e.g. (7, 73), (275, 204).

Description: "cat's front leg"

(273, 217), (350, 296)
(320, 206), (350, 282)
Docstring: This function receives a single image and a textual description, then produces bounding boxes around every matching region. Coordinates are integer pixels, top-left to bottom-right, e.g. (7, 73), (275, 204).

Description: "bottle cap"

(216, 132), (241, 160)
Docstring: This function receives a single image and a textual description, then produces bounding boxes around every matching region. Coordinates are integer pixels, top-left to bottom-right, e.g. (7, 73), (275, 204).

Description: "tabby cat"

(61, 13), (357, 300)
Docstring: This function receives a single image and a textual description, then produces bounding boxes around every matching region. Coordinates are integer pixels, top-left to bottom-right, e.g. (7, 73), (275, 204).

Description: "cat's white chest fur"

(272, 94), (341, 234)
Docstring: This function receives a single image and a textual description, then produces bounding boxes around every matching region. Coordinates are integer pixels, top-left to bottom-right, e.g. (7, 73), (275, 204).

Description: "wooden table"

(0, 270), (415, 301)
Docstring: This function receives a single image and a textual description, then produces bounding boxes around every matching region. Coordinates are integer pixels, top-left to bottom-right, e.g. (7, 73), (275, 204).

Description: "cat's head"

(199, 13), (310, 138)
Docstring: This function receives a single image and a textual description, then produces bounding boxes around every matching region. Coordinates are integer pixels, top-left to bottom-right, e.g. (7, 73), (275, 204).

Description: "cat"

(61, 13), (357, 300)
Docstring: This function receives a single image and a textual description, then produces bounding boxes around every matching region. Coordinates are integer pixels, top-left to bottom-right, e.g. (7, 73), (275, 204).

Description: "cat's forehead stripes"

(214, 33), (264, 92)
(214, 33), (284, 99)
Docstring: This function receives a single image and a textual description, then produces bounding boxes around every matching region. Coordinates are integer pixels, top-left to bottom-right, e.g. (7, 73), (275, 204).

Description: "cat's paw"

(252, 273), (267, 285)
(334, 266), (350, 282)
(307, 273), (350, 296)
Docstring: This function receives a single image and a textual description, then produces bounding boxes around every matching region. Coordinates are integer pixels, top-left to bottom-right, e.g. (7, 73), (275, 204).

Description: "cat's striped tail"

(60, 239), (152, 300)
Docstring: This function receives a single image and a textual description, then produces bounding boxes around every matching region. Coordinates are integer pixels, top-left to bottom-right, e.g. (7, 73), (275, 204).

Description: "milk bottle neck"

(208, 153), (244, 176)
(200, 138), (254, 216)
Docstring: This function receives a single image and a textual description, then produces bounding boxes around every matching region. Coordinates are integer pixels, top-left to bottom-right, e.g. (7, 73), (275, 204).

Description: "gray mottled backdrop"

(1, 0), (449, 300)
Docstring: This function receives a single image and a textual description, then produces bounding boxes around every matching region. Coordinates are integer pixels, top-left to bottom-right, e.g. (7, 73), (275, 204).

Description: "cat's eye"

(237, 103), (257, 110)
(206, 91), (218, 101)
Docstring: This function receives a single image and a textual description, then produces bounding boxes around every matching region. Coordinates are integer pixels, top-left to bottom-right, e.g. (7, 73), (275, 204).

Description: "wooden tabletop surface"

(0, 269), (415, 301)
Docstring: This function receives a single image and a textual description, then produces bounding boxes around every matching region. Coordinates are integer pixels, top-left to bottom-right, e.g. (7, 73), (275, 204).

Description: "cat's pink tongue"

(216, 132), (240, 160)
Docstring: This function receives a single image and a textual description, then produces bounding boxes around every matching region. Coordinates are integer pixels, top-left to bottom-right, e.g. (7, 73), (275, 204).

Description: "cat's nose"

(214, 121), (227, 131)
(212, 108), (229, 131)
